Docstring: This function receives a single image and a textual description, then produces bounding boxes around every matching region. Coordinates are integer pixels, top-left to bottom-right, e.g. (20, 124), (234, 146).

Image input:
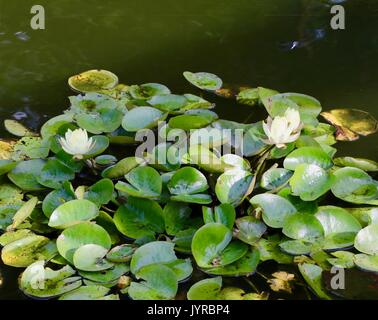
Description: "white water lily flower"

(59, 128), (96, 159)
(263, 108), (303, 148)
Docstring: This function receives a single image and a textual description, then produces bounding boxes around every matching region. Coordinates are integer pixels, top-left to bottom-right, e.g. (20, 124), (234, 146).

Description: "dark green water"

(0, 0), (377, 299)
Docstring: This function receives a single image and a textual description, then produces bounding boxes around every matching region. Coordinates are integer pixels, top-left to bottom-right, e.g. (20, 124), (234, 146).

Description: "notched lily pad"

(183, 71), (223, 91)
(68, 69), (118, 93)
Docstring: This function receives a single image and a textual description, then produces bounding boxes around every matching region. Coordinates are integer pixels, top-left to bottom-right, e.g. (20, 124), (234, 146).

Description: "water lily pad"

(255, 236), (293, 264)
(260, 166), (293, 190)
(298, 263), (332, 300)
(79, 263), (130, 283)
(279, 240), (313, 255)
(204, 248), (260, 276)
(234, 216), (267, 245)
(84, 178), (114, 207)
(130, 241), (177, 274)
(354, 224), (378, 255)
(40, 114), (75, 139)
(116, 166), (162, 198)
(8, 159), (46, 191)
(76, 108), (123, 134)
(171, 193), (212, 205)
(81, 135), (110, 159)
(289, 164), (332, 201)
(183, 71), (223, 91)
(73, 244), (113, 271)
(321, 109), (378, 140)
(59, 285), (111, 300)
(128, 264), (178, 300)
(250, 194), (297, 228)
(163, 202), (193, 236)
(113, 197), (164, 239)
(283, 213), (324, 243)
(4, 119), (37, 137)
(42, 182), (76, 218)
(215, 169), (253, 207)
(11, 136), (50, 161)
(202, 203), (236, 230)
(284, 147), (333, 171)
(192, 223), (248, 268)
(56, 222), (111, 264)
(37, 159), (75, 189)
(148, 94), (188, 112)
(334, 157), (378, 172)
(48, 199), (99, 229)
(168, 114), (213, 130)
(106, 244), (135, 263)
(165, 258), (193, 282)
(122, 106), (166, 132)
(101, 157), (142, 179)
(20, 261), (82, 299)
(185, 144), (227, 173)
(327, 251), (355, 269)
(2, 234), (56, 267)
(354, 254), (378, 273)
(9, 197), (38, 230)
(0, 160), (17, 176)
(168, 167), (208, 195)
(68, 69), (118, 93)
(331, 167), (378, 205)
(187, 276), (222, 300)
(129, 83), (171, 99)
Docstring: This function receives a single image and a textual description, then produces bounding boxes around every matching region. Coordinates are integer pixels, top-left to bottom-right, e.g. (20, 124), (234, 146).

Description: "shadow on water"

(0, 0), (377, 299)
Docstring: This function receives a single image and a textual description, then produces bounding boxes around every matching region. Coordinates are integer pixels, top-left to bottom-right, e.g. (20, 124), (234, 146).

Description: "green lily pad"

(260, 166), (293, 190)
(11, 136), (50, 161)
(165, 258), (193, 282)
(106, 244), (135, 263)
(122, 107), (166, 132)
(9, 197), (38, 230)
(76, 108), (123, 134)
(42, 182), (76, 218)
(168, 167), (208, 195)
(282, 213), (324, 243)
(204, 248), (260, 277)
(284, 147), (333, 171)
(37, 159), (75, 189)
(183, 71), (223, 91)
(113, 197), (164, 239)
(56, 222), (111, 264)
(0, 160), (17, 176)
(331, 167), (378, 205)
(168, 114), (214, 130)
(0, 229), (33, 246)
(250, 194), (297, 228)
(354, 254), (378, 273)
(59, 285), (111, 300)
(68, 69), (118, 93)
(40, 114), (74, 140)
(215, 169), (253, 207)
(328, 251), (355, 269)
(2, 234), (57, 267)
(163, 202), (193, 236)
(170, 193), (212, 205)
(147, 143), (181, 172)
(255, 236), (293, 264)
(185, 144), (227, 173)
(8, 159), (46, 191)
(81, 135), (110, 159)
(73, 244), (113, 271)
(202, 203), (236, 230)
(48, 199), (99, 229)
(279, 240), (313, 255)
(354, 224), (378, 255)
(84, 178), (114, 207)
(192, 223), (248, 268)
(128, 264), (178, 300)
(234, 216), (267, 245)
(187, 276), (222, 300)
(129, 83), (171, 99)
(147, 94), (188, 113)
(20, 261), (82, 299)
(4, 119), (37, 137)
(289, 164), (333, 201)
(334, 157), (378, 172)
(101, 157), (142, 179)
(116, 166), (162, 198)
(298, 263), (332, 300)
(130, 241), (177, 274)
(79, 263), (130, 283)
(241, 123), (268, 157)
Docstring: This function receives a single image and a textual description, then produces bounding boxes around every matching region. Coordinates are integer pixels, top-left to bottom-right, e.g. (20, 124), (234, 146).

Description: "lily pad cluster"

(0, 69), (377, 300)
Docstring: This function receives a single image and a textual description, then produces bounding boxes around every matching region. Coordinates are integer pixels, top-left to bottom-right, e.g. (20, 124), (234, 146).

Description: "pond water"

(0, 0), (377, 299)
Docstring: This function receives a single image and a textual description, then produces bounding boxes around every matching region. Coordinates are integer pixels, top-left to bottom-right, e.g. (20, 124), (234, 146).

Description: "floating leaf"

(183, 71), (223, 91)
(101, 157), (142, 179)
(11, 137), (50, 161)
(298, 263), (332, 300)
(4, 119), (37, 137)
(8, 159), (46, 191)
(289, 164), (333, 201)
(113, 197), (165, 239)
(122, 106), (166, 132)
(10, 197), (38, 230)
(260, 166), (292, 190)
(334, 157), (378, 172)
(79, 263), (130, 283)
(354, 224), (378, 255)
(187, 277), (222, 300)
(84, 178), (114, 207)
(73, 244), (113, 271)
(284, 147), (333, 171)
(42, 182), (76, 218)
(328, 251), (355, 269)
(148, 94), (188, 112)
(321, 109), (378, 140)
(129, 83), (171, 99)
(168, 167), (208, 195)
(250, 194), (297, 228)
(56, 222), (111, 264)
(203, 203), (236, 230)
(48, 199), (99, 229)
(283, 213), (324, 243)
(354, 254), (378, 273)
(37, 159), (75, 189)
(59, 285), (111, 300)
(106, 245), (135, 263)
(234, 216), (267, 245)
(164, 202), (193, 236)
(68, 69), (118, 93)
